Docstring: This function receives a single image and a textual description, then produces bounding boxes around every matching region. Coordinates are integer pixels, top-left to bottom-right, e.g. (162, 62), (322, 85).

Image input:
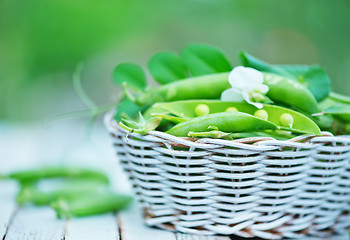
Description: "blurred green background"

(1, 0), (350, 122)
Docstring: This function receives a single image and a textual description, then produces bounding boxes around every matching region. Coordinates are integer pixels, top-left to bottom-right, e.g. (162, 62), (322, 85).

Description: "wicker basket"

(105, 112), (350, 239)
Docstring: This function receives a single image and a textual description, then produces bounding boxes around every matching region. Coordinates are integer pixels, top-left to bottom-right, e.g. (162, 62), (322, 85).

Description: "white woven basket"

(105, 112), (350, 239)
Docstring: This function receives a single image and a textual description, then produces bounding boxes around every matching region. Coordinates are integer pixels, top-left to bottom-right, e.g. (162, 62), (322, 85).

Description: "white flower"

(221, 66), (269, 109)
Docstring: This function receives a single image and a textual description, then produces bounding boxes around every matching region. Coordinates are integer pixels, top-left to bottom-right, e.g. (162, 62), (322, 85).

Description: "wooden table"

(0, 122), (348, 240)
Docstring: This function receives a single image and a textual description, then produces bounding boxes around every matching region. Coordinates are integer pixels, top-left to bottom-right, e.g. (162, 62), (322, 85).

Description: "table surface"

(0, 120), (349, 240)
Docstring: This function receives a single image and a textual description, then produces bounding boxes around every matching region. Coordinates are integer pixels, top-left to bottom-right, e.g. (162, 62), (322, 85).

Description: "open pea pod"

(153, 100), (321, 135)
(166, 111), (277, 137)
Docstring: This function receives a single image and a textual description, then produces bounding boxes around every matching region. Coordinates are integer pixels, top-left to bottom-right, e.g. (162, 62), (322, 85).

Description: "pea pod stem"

(151, 113), (187, 123)
(119, 115), (162, 135)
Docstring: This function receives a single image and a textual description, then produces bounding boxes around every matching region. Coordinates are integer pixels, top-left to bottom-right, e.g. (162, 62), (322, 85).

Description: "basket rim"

(104, 110), (350, 147)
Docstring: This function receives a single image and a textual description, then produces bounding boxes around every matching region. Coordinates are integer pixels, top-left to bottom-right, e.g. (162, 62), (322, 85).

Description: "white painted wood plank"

(175, 233), (231, 240)
(65, 213), (119, 240)
(5, 206), (65, 240)
(0, 181), (18, 238)
(118, 202), (176, 240)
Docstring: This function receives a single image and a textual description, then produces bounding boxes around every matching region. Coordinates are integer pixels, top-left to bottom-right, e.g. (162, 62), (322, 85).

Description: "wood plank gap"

(64, 214), (119, 240)
(2, 207), (19, 240)
(174, 233), (232, 240)
(5, 206), (65, 240)
(63, 218), (69, 240)
(116, 215), (122, 240)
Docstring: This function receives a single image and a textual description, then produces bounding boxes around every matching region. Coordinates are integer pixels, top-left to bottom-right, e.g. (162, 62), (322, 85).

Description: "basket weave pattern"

(105, 115), (350, 239)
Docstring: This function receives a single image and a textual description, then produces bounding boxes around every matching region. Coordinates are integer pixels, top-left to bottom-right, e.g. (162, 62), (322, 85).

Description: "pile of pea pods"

(113, 44), (350, 140)
(2, 167), (132, 218)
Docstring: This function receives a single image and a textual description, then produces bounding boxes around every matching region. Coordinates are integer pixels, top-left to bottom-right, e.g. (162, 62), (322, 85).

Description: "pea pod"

(135, 73), (230, 106)
(51, 191), (132, 219)
(166, 111), (277, 137)
(329, 92), (350, 105)
(136, 70), (318, 114)
(153, 100), (321, 135)
(263, 73), (319, 114)
(16, 179), (108, 206)
(322, 103), (350, 122)
(8, 167), (109, 184)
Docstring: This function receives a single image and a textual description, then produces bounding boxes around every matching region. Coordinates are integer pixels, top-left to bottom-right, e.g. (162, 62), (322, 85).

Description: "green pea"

(135, 73), (230, 106)
(280, 113), (294, 128)
(254, 109), (268, 121)
(195, 104), (210, 116)
(225, 107), (238, 112)
(166, 111), (277, 137)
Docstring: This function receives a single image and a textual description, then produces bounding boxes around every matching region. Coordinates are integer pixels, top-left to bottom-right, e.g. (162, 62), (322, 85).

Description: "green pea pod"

(16, 179), (108, 206)
(263, 72), (319, 114)
(329, 92), (350, 105)
(51, 191), (132, 219)
(153, 100), (321, 135)
(8, 167), (109, 184)
(135, 73), (230, 106)
(136, 70), (318, 114)
(166, 111), (277, 137)
(322, 102), (350, 122)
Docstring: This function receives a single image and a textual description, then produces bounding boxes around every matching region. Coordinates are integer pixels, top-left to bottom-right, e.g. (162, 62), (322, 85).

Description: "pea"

(225, 107), (238, 112)
(280, 113), (294, 128)
(195, 104), (210, 116)
(166, 111), (277, 137)
(254, 109), (268, 121)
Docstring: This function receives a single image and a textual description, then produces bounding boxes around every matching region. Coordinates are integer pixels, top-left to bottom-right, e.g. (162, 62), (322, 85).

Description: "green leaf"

(239, 51), (331, 102)
(113, 63), (146, 90)
(182, 44), (231, 76)
(239, 51), (282, 75)
(148, 51), (187, 84)
(114, 98), (141, 121)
